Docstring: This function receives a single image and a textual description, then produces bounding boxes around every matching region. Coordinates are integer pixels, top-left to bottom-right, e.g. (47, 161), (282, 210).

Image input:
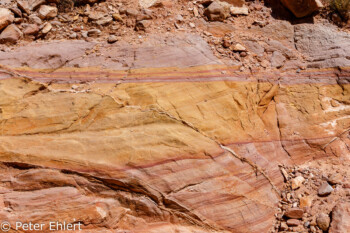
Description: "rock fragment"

(28, 14), (43, 25)
(38, 5), (58, 20)
(281, 0), (323, 18)
(318, 181), (334, 196)
(328, 173), (343, 185)
(291, 176), (305, 190)
(29, 0), (46, 11)
(329, 202), (350, 233)
(23, 24), (40, 35)
(135, 20), (151, 31)
(112, 13), (123, 22)
(107, 35), (118, 43)
(299, 196), (312, 208)
(17, 0), (31, 14)
(0, 24), (22, 43)
(96, 16), (113, 26)
(271, 51), (286, 68)
(204, 1), (230, 22)
(280, 222), (288, 230)
(284, 208), (304, 219)
(10, 7), (22, 17)
(87, 29), (101, 37)
(286, 219), (300, 226)
(230, 6), (248, 15)
(41, 22), (52, 34)
(316, 213), (330, 231)
(230, 43), (246, 52)
(0, 8), (15, 31)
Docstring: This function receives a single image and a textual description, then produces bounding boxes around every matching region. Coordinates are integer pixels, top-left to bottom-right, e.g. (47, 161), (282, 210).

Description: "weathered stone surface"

(317, 213), (330, 231)
(281, 0), (323, 18)
(0, 8), (14, 31)
(23, 23), (40, 35)
(0, 27), (349, 233)
(230, 6), (248, 15)
(271, 51), (286, 68)
(28, 14), (43, 25)
(286, 219), (300, 226)
(284, 208), (304, 219)
(17, 0), (31, 14)
(41, 22), (52, 34)
(139, 0), (160, 8)
(318, 182), (334, 196)
(329, 202), (350, 233)
(204, 1), (231, 22)
(291, 176), (305, 190)
(0, 24), (22, 44)
(28, 0), (46, 11)
(299, 196), (313, 208)
(38, 5), (58, 20)
(328, 173), (343, 185)
(295, 24), (350, 68)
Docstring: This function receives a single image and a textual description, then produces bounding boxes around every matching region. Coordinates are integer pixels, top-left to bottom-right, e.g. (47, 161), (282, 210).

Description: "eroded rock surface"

(0, 12), (349, 233)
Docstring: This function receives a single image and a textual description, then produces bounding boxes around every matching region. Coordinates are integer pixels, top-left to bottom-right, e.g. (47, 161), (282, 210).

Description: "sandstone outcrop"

(0, 24), (349, 232)
(0, 0), (349, 232)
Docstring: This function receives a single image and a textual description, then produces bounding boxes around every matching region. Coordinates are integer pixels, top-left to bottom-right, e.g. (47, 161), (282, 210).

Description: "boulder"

(0, 8), (14, 31)
(204, 1), (231, 22)
(0, 24), (22, 43)
(280, 0), (323, 18)
(38, 5), (58, 20)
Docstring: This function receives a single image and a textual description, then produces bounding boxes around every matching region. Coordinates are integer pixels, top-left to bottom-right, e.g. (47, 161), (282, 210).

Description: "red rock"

(0, 24), (22, 44)
(328, 173), (343, 185)
(0, 8), (14, 31)
(284, 208), (304, 219)
(287, 219), (301, 226)
(23, 24), (40, 36)
(281, 0), (323, 18)
(17, 0), (31, 14)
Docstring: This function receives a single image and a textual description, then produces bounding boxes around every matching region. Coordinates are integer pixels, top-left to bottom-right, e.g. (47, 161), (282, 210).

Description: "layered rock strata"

(0, 24), (349, 233)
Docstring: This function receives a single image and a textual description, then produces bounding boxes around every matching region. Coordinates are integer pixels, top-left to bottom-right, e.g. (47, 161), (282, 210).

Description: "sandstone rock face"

(0, 23), (349, 233)
(281, 0), (323, 18)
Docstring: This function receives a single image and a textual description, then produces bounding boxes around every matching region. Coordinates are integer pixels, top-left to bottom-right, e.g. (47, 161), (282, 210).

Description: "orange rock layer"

(0, 63), (349, 232)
